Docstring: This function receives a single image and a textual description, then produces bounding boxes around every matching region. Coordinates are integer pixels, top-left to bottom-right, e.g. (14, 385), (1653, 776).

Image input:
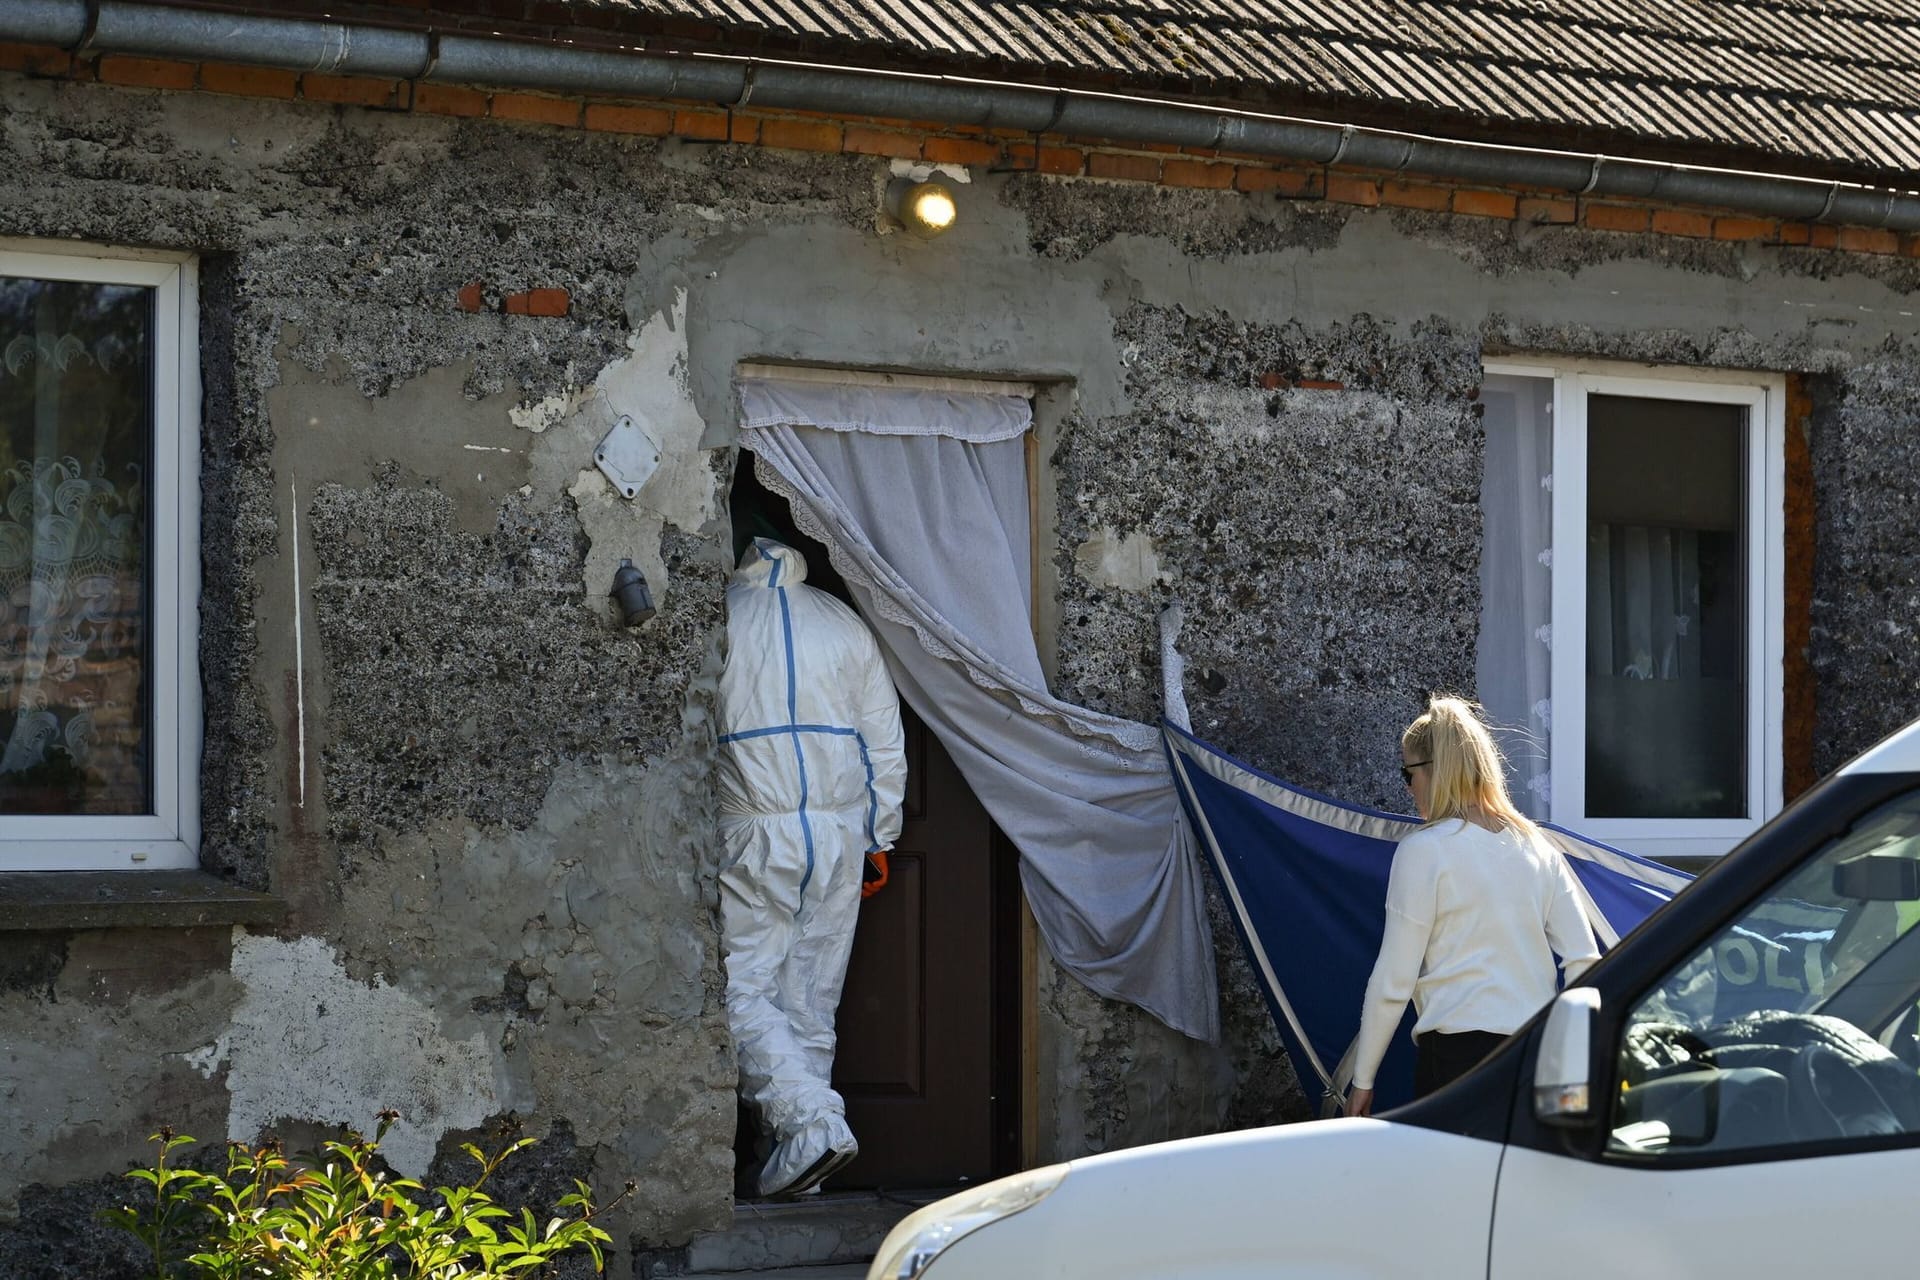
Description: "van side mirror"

(1534, 988), (1602, 1126)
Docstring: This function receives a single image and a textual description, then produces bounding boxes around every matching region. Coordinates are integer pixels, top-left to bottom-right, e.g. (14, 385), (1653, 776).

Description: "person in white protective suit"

(717, 537), (907, 1199)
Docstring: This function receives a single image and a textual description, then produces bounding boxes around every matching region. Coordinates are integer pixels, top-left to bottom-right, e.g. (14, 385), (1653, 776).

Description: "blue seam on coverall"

(770, 556), (818, 903)
(732, 540), (888, 899)
(719, 724), (859, 744)
(856, 731), (880, 853)
(718, 725), (882, 854)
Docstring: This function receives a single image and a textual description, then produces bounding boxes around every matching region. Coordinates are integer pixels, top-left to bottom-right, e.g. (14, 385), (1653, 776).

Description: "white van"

(869, 717), (1920, 1279)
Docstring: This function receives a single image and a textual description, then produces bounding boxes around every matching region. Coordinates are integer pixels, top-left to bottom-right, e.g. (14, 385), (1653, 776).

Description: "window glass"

(1610, 790), (1920, 1157)
(1585, 394), (1747, 819)
(0, 276), (152, 816)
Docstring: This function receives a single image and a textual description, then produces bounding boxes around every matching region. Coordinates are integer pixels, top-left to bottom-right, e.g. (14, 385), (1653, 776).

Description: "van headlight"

(871, 1164), (1068, 1279)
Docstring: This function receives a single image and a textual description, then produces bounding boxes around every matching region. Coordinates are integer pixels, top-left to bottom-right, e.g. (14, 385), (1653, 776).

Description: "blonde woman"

(1344, 696), (1600, 1117)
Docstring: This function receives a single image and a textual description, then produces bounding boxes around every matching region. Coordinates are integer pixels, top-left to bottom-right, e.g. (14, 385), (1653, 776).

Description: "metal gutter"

(6, 0), (1920, 230)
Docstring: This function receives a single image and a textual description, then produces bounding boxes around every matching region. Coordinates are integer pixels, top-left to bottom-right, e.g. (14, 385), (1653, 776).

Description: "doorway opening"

(726, 452), (1024, 1196)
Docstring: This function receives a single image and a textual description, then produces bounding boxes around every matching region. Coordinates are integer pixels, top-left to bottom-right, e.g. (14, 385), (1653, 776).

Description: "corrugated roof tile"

(1004, 3), (1087, 67)
(532, 0), (1920, 177)
(1316, 40), (1394, 99)
(1628, 29), (1711, 85)
(1408, 4), (1485, 56)
(1431, 53), (1509, 116)
(1682, 83), (1767, 148)
(861, 0), (959, 53)
(1605, 29), (1681, 84)
(1841, 101), (1917, 167)
(1148, 20), (1233, 79)
(1224, 25), (1281, 76)
(1288, 34), (1372, 96)
(1376, 43), (1464, 110)
(1738, 92), (1805, 154)
(1343, 38), (1437, 102)
(1255, 27), (1347, 89)
(1475, 57), (1562, 121)
(1865, 107), (1920, 160)
(776, 0), (861, 42)
(1815, 101), (1891, 167)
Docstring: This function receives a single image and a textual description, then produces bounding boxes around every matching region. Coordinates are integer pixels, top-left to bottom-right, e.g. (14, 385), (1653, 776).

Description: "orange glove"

(861, 850), (890, 900)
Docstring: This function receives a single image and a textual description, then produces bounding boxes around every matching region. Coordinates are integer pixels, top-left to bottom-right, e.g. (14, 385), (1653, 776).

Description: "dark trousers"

(1413, 1030), (1508, 1099)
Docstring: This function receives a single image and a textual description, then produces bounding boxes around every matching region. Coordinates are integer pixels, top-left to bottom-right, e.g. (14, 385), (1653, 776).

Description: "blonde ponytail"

(1402, 695), (1536, 838)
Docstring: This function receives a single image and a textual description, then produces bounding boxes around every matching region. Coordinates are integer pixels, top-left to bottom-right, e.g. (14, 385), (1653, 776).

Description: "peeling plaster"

(0, 934), (236, 1219)
(529, 288), (718, 611)
(888, 158), (973, 184)
(265, 354), (528, 535)
(226, 935), (507, 1177)
(1075, 526), (1170, 593)
(176, 1035), (231, 1080)
(511, 382), (588, 435)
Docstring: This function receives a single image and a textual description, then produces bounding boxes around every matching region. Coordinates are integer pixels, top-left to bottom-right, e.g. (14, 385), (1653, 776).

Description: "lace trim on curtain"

(739, 377), (1032, 443)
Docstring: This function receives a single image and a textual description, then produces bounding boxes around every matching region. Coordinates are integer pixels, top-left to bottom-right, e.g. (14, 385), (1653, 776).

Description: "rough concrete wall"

(0, 77), (768, 1276)
(5, 63), (1920, 1278)
(0, 929), (238, 1278)
(1053, 303), (1485, 789)
(1001, 173), (1920, 1133)
(1048, 302), (1485, 1131)
(1808, 356), (1920, 774)
(1008, 178), (1490, 1132)
(0, 77), (1254, 1248)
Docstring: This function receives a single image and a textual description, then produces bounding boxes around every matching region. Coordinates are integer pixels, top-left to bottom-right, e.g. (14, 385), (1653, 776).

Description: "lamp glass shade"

(904, 182), (957, 235)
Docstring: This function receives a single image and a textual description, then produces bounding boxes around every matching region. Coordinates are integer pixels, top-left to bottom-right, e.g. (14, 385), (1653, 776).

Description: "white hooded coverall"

(718, 538), (906, 1196)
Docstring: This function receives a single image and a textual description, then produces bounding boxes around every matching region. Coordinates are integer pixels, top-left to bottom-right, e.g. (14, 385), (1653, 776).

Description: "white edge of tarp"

(1166, 733), (1335, 1091)
(1164, 724), (1692, 1106)
(739, 375), (1032, 443)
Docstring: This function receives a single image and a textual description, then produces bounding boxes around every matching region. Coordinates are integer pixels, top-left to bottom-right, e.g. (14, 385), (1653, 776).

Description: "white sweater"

(1351, 818), (1601, 1091)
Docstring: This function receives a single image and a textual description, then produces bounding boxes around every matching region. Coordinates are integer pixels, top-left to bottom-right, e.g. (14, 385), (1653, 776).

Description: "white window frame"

(0, 243), (202, 871)
(1484, 357), (1785, 861)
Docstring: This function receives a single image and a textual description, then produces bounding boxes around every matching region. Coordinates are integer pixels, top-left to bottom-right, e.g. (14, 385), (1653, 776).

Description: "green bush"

(102, 1114), (623, 1278)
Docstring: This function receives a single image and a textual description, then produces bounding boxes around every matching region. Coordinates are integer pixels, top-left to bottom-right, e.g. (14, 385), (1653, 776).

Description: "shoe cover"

(758, 1112), (858, 1199)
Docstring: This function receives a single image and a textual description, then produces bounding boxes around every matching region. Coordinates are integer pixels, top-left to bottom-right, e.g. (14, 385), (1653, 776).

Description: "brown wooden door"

(830, 707), (1018, 1189)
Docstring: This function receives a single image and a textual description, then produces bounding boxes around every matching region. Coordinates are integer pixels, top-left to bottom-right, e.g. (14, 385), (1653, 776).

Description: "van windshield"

(1609, 788), (1920, 1157)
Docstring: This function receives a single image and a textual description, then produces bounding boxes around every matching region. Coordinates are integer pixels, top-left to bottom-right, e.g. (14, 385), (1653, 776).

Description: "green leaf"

(103, 1127), (619, 1280)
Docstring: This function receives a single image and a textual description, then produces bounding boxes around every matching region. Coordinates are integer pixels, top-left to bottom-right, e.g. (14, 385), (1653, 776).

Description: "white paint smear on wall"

(226, 934), (504, 1176)
(586, 287), (713, 532)
(549, 287), (718, 606)
(177, 1033), (231, 1079)
(1075, 526), (1170, 593)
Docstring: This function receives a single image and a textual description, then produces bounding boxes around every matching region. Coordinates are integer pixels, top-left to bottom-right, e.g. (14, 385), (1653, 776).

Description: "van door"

(1490, 781), (1920, 1278)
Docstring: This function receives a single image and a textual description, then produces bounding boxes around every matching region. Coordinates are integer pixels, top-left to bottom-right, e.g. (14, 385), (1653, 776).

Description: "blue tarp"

(1163, 720), (1695, 1112)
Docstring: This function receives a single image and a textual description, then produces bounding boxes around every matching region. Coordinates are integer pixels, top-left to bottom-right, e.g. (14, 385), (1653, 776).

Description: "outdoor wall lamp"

(885, 177), (958, 238)
(610, 559), (657, 626)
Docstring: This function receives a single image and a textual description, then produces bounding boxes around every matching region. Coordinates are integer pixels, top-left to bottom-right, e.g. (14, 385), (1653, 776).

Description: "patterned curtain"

(1477, 375), (1554, 818)
(0, 278), (151, 816)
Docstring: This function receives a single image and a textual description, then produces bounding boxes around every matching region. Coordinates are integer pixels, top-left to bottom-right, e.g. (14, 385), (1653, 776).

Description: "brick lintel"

(0, 41), (1909, 254)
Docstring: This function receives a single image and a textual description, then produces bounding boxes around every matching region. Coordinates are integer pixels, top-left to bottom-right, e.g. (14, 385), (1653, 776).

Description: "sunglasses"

(1400, 759), (1431, 787)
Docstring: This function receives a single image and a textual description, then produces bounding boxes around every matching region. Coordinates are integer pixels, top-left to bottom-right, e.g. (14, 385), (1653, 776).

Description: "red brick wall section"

(1325, 173), (1381, 207)
(1519, 196), (1577, 225)
(3, 40), (1918, 256)
(501, 288), (569, 317)
(1452, 189), (1517, 219)
(1380, 180), (1450, 211)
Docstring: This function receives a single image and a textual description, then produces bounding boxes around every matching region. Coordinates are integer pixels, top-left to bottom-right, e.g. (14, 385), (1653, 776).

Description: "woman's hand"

(1344, 1087), (1374, 1118)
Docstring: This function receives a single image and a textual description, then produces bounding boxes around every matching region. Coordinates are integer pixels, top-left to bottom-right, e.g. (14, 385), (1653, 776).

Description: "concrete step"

(673, 1188), (946, 1275)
